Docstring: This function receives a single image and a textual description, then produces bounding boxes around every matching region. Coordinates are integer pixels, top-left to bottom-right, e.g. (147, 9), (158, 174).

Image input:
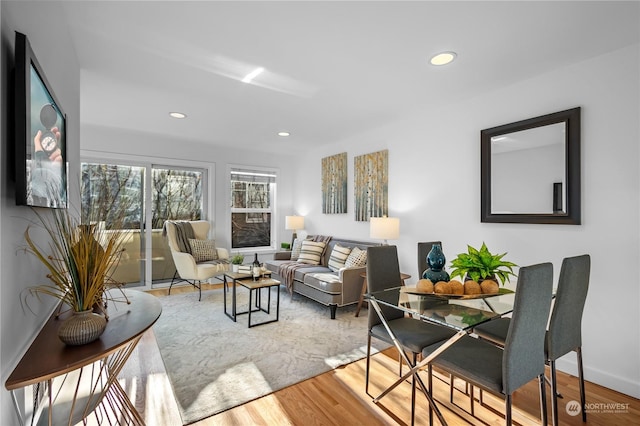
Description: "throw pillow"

(345, 246), (367, 268)
(297, 240), (327, 265)
(328, 244), (352, 272)
(290, 238), (304, 261)
(188, 239), (218, 262)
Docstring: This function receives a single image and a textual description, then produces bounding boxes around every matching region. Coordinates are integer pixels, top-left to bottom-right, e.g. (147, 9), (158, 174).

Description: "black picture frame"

(480, 107), (581, 225)
(14, 31), (67, 208)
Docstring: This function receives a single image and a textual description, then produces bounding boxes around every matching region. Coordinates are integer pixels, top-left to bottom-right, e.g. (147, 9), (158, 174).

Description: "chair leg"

(169, 271), (179, 295)
(470, 384), (475, 416)
(550, 360), (559, 426)
(365, 335), (372, 395)
(539, 373), (548, 426)
(411, 353), (416, 426)
(428, 365), (434, 426)
(505, 394), (512, 426)
(577, 347), (587, 422)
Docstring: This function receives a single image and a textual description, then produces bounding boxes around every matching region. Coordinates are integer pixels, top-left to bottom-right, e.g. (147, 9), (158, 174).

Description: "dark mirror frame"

(481, 107), (581, 225)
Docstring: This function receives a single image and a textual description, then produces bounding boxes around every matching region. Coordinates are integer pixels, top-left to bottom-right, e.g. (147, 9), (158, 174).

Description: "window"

(230, 168), (276, 249)
(151, 167), (204, 229)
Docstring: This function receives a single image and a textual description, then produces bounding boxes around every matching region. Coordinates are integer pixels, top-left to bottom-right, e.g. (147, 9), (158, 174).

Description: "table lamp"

(285, 215), (305, 247)
(369, 216), (400, 245)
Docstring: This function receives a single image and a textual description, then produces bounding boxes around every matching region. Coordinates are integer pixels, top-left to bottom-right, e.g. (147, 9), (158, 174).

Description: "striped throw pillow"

(328, 244), (352, 272)
(297, 240), (327, 265)
(344, 246), (367, 268)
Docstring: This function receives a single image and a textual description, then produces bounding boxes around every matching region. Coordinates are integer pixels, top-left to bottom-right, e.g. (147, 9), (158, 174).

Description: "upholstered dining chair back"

(366, 245), (404, 329)
(546, 254), (590, 360)
(417, 241), (442, 279)
(502, 262), (554, 394)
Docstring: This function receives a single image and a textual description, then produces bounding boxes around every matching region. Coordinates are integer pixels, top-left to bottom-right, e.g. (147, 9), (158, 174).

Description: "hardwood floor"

(119, 284), (638, 425)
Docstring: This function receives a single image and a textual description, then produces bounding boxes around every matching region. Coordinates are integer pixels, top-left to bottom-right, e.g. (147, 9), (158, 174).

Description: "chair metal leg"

(410, 353), (416, 426)
(428, 365), (434, 426)
(365, 335), (372, 395)
(550, 360), (559, 426)
(168, 271), (179, 295)
(470, 384), (475, 416)
(539, 373), (548, 426)
(505, 394), (512, 426)
(577, 347), (587, 422)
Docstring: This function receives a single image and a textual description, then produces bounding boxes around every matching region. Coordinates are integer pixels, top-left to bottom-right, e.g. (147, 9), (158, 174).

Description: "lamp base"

(291, 232), (298, 249)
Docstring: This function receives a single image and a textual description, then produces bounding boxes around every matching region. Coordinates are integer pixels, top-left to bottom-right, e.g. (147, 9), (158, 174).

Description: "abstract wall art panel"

(354, 149), (388, 221)
(321, 152), (347, 214)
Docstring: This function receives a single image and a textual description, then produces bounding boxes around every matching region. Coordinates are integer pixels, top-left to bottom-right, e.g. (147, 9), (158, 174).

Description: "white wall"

(1, 1), (81, 422)
(295, 45), (640, 398)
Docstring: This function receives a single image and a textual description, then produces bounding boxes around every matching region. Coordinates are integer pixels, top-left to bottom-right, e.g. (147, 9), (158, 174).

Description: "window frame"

(228, 165), (277, 253)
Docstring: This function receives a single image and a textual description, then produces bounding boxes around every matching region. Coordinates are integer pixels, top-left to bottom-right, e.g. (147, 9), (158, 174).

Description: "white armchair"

(164, 220), (230, 300)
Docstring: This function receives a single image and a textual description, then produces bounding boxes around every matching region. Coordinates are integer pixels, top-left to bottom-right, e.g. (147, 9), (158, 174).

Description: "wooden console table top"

(5, 290), (161, 390)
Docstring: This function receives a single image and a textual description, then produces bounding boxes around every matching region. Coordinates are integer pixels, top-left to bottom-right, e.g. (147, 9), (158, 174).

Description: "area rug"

(152, 287), (386, 425)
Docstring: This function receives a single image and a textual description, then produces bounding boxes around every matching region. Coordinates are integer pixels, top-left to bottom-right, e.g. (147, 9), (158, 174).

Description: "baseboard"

(555, 357), (640, 399)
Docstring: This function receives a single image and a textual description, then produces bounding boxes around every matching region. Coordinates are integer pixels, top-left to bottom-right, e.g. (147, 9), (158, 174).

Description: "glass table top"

(367, 286), (517, 331)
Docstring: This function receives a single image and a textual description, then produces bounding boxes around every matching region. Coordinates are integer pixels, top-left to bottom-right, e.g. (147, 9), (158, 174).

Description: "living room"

(1, 1), (639, 425)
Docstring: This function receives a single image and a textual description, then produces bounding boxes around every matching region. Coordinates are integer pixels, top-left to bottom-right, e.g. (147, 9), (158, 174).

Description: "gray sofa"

(265, 237), (378, 319)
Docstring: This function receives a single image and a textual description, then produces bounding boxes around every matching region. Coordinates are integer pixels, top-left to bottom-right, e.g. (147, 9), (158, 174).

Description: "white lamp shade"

(370, 216), (400, 240)
(285, 215), (305, 231)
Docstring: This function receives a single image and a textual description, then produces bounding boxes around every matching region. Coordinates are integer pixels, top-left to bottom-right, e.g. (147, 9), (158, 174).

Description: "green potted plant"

(449, 242), (517, 286)
(231, 253), (244, 272)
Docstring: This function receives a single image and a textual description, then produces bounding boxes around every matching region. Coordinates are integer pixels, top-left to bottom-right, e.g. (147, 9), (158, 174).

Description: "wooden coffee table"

(236, 277), (281, 328)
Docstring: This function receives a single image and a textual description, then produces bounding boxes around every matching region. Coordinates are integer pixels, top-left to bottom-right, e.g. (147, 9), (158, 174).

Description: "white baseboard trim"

(555, 357), (640, 399)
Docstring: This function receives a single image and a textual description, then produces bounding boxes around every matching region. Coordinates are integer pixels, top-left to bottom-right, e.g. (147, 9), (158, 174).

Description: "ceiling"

(59, 1), (639, 155)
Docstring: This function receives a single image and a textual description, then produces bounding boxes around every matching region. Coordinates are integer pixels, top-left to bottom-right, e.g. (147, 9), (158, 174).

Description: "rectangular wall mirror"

(481, 107), (581, 224)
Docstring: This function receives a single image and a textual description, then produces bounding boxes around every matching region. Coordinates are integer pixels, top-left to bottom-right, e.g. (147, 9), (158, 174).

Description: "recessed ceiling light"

(278, 132), (290, 137)
(242, 67), (265, 83)
(430, 51), (457, 66)
(169, 112), (187, 119)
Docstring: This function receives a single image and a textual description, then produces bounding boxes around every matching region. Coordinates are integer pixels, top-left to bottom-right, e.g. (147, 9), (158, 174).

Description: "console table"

(5, 290), (161, 426)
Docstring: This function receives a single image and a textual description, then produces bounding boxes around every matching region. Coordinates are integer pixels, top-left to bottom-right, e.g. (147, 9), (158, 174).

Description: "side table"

(223, 270), (270, 322)
(355, 271), (411, 317)
(5, 290), (161, 425)
(236, 278), (281, 327)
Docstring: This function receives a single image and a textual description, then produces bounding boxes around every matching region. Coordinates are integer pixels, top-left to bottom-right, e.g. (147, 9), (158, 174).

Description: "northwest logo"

(566, 400), (582, 416)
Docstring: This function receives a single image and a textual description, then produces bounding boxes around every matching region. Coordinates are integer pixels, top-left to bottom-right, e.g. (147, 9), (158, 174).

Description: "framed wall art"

(321, 152), (347, 214)
(14, 31), (68, 208)
(354, 149), (388, 221)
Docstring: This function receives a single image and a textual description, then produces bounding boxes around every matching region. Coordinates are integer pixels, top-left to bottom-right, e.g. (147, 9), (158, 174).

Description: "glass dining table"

(366, 285), (517, 425)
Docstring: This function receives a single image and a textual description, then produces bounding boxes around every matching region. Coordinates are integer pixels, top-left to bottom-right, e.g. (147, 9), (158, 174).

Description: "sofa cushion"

(188, 238), (219, 262)
(298, 240), (327, 265)
(304, 272), (343, 295)
(328, 244), (352, 272)
(345, 246), (367, 267)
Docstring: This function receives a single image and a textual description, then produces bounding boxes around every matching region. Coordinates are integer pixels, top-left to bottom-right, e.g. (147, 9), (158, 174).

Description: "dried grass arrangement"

(24, 206), (129, 316)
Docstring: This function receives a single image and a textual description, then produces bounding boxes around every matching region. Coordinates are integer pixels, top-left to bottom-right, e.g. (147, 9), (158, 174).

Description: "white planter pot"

(232, 264), (240, 272)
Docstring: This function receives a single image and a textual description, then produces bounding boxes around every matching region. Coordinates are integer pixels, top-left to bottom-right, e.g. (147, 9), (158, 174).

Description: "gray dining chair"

(474, 254), (590, 425)
(423, 262), (553, 425)
(365, 245), (456, 424)
(417, 241), (442, 279)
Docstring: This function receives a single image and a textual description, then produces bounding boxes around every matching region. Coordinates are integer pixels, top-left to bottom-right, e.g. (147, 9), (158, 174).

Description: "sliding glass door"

(81, 160), (207, 288)
(150, 166), (205, 283)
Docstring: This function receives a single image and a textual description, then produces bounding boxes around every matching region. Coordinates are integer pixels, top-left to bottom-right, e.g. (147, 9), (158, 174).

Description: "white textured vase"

(58, 310), (107, 346)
